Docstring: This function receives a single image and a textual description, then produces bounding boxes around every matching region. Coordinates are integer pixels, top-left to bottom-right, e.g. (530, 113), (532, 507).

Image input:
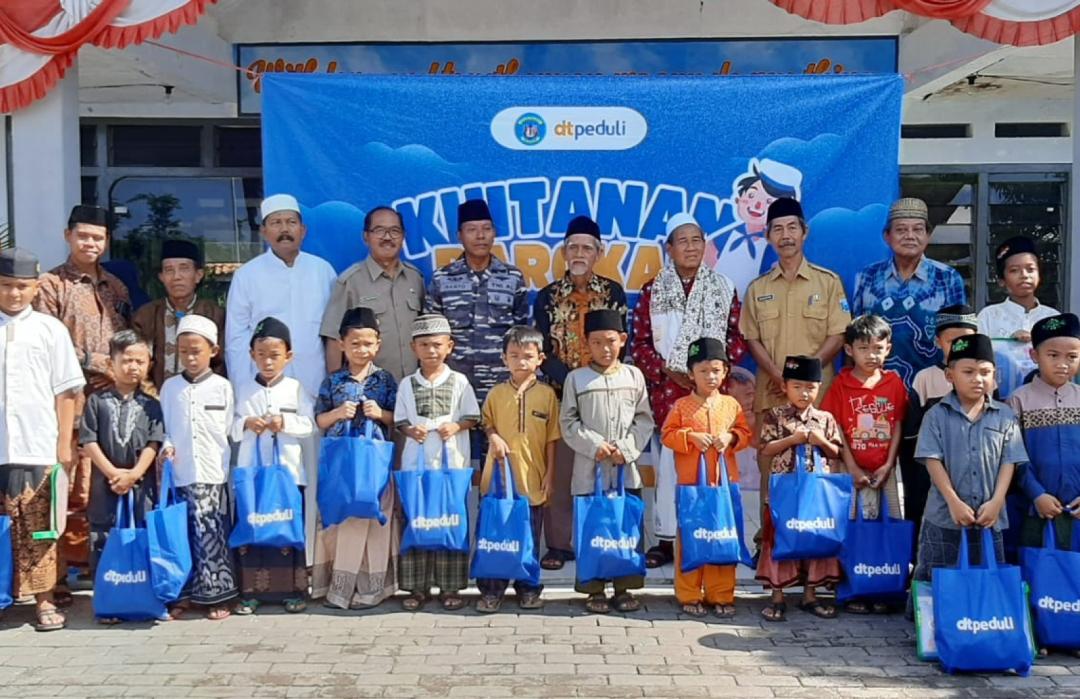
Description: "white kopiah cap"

(176, 314), (218, 346)
(665, 212), (699, 238)
(260, 194), (301, 221)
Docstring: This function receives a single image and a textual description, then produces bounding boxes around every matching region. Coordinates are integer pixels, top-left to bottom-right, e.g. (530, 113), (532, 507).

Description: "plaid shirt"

(852, 256), (966, 388)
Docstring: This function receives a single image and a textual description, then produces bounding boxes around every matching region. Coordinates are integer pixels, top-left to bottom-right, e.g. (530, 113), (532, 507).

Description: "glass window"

(108, 176), (261, 303)
(900, 173), (977, 303)
(987, 174), (1066, 310)
(81, 177), (97, 206)
(216, 126), (261, 167)
(80, 125), (97, 167)
(109, 125), (202, 167)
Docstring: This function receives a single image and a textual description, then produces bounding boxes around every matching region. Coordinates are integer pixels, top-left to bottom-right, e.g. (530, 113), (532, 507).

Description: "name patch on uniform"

(488, 277), (519, 293)
(756, 294), (774, 302)
(808, 293), (821, 306)
(440, 277), (473, 293)
(531, 410), (550, 420)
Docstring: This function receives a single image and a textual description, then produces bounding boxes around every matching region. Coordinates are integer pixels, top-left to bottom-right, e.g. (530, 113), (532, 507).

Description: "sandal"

(799, 600), (837, 619)
(541, 549), (570, 571)
(681, 602), (708, 618)
(439, 594), (465, 611)
(845, 601), (872, 615)
(761, 602), (787, 622)
(168, 602), (189, 621)
(612, 592), (641, 613)
(584, 594), (610, 614)
(518, 591), (543, 610)
(234, 599), (260, 616)
(644, 543), (673, 569)
(475, 595), (502, 614)
(283, 598), (306, 614)
(871, 602), (892, 615)
(207, 605), (231, 621)
(401, 593), (427, 612)
(713, 604), (737, 619)
(34, 604), (66, 632)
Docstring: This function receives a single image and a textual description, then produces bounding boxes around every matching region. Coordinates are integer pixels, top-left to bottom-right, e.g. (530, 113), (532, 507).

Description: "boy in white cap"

(159, 314), (238, 620)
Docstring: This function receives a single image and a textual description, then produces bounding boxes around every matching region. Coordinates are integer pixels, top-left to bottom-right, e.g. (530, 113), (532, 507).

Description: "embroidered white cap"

(664, 212), (699, 238)
(176, 314), (218, 346)
(260, 194), (301, 221)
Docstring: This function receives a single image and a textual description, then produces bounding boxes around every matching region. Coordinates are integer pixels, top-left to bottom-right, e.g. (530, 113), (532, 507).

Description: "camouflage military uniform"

(425, 255), (529, 405)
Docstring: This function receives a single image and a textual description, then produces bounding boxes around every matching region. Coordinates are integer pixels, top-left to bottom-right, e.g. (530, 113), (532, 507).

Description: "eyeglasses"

(368, 226), (404, 240)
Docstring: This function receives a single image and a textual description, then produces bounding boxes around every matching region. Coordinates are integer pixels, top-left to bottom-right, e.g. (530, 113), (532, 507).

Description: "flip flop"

(518, 591), (543, 610)
(612, 593), (641, 613)
(283, 598), (307, 614)
(207, 605), (231, 621)
(713, 604), (737, 619)
(401, 593), (427, 612)
(34, 606), (65, 632)
(439, 594), (465, 611)
(681, 602), (708, 618)
(799, 600), (837, 619)
(761, 602), (786, 622)
(233, 599), (260, 616)
(475, 595), (502, 614)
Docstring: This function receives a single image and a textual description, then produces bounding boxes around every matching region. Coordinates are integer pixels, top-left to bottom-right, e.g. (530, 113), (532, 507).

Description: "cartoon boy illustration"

(707, 158), (803, 296)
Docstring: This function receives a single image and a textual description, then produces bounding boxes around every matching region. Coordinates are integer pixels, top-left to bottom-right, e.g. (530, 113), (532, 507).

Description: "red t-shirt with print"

(820, 367), (908, 472)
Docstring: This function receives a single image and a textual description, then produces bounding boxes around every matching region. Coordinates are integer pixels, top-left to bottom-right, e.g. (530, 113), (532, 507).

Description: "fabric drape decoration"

(771, 0), (1080, 45)
(0, 0), (215, 114)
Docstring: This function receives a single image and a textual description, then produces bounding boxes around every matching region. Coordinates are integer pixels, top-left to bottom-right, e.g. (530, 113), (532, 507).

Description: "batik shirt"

(425, 255), (528, 404)
(1007, 376), (1080, 506)
(852, 256), (966, 387)
(316, 365), (398, 439)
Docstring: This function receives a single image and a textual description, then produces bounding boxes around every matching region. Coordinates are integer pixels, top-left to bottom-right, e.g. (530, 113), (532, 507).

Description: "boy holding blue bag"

(80, 330), (163, 623)
(230, 317), (313, 615)
(756, 355), (844, 622)
(1007, 313), (1080, 657)
(312, 306), (399, 610)
(661, 337), (751, 619)
(394, 313), (480, 612)
(561, 309), (654, 615)
(475, 326), (560, 613)
(909, 333), (1028, 618)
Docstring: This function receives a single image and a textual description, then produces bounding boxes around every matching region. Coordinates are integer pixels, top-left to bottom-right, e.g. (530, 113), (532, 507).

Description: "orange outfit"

(661, 393), (752, 605)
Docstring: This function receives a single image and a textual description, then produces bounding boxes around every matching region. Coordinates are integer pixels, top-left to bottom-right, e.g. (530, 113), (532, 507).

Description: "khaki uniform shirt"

(740, 257), (851, 412)
(480, 380), (561, 506)
(320, 256), (425, 381)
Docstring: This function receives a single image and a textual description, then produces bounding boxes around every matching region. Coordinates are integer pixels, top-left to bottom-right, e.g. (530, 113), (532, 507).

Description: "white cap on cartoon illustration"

(756, 159), (803, 201)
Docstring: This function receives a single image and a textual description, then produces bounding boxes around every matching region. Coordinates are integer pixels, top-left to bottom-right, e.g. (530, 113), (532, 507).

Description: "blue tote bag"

(1021, 521), (1080, 650)
(933, 527), (1035, 676)
(0, 515), (11, 610)
(145, 459), (192, 603)
(677, 454), (752, 571)
(395, 444), (473, 554)
(229, 435), (305, 550)
(574, 464), (646, 585)
(769, 446), (853, 561)
(93, 491), (168, 621)
(318, 419), (394, 527)
(470, 457), (540, 585)
(838, 492), (914, 602)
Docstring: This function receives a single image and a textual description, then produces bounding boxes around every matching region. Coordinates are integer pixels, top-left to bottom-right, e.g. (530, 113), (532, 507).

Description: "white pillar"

(10, 63), (80, 269)
(1072, 38), (1080, 313)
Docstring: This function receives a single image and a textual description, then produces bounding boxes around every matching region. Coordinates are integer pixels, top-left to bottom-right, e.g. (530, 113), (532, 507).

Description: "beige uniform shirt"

(740, 257), (851, 412)
(320, 256), (425, 381)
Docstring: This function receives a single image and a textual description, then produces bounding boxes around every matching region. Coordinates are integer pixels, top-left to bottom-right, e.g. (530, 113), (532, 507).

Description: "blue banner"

(262, 73), (901, 304)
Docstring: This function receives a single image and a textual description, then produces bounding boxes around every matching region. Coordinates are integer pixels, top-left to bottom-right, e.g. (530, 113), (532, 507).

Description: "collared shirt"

(160, 371), (234, 487)
(394, 365), (480, 472)
(534, 273), (628, 390)
(912, 365), (951, 408)
(852, 255), (966, 387)
(979, 299), (1060, 391)
(560, 362), (655, 495)
(480, 380), (561, 505)
(316, 365), (398, 439)
(34, 259), (131, 378)
(915, 392), (1028, 531)
(132, 297), (227, 389)
(225, 250), (337, 400)
(660, 393), (751, 486)
(425, 255), (529, 404)
(740, 257), (851, 412)
(1007, 376), (1080, 504)
(79, 388), (164, 525)
(0, 307), (85, 465)
(231, 374), (314, 486)
(320, 256), (425, 381)
(759, 404), (843, 475)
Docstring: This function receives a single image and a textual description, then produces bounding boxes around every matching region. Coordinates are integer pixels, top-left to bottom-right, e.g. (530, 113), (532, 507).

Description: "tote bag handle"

(959, 526), (999, 571)
(698, 452), (732, 489)
(492, 456), (517, 501)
